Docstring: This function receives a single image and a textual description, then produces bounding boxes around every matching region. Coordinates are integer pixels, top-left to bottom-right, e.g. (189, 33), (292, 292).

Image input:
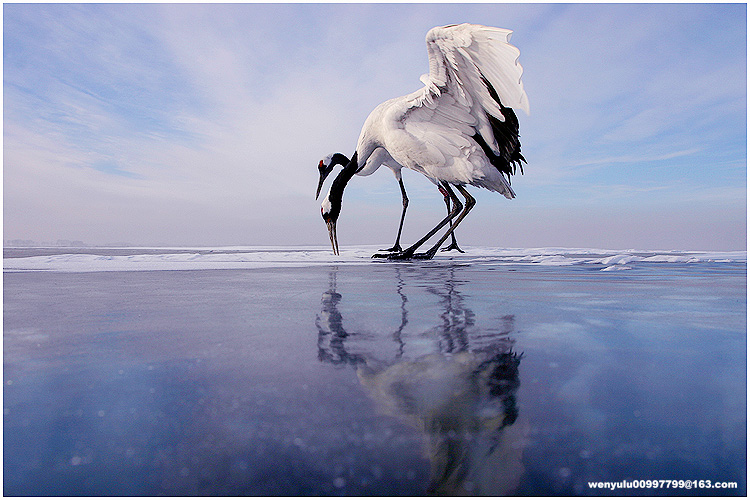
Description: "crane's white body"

(350, 148), (441, 189)
(353, 148), (403, 179)
(351, 23), (528, 198)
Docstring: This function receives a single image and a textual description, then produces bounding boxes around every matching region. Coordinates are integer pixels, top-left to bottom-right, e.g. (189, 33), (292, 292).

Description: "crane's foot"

(411, 251), (436, 260)
(440, 241), (464, 253)
(372, 249), (414, 260)
(378, 243), (402, 253)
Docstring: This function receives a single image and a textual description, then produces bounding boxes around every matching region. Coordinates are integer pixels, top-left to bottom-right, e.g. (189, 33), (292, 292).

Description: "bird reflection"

(315, 266), (525, 495)
(315, 270), (366, 366)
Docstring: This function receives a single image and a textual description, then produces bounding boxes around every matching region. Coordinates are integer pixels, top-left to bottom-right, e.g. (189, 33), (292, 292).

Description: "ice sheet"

(4, 246), (746, 272)
(4, 249), (746, 495)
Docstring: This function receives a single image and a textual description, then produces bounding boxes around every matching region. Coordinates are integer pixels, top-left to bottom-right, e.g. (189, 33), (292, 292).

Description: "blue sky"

(4, 3), (746, 250)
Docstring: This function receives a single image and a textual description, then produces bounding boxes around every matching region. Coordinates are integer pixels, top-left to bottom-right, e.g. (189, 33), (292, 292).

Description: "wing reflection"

(315, 266), (526, 495)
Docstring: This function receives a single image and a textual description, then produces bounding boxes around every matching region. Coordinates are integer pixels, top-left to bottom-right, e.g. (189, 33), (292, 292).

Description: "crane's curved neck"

(327, 151), (359, 216)
(330, 153), (350, 168)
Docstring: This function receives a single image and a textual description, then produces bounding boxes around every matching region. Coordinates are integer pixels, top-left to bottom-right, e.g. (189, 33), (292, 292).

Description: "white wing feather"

(419, 24), (528, 157)
(426, 24), (529, 114)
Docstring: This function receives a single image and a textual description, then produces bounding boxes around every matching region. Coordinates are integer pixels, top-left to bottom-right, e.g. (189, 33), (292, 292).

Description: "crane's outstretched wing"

(418, 23), (528, 160)
(423, 24), (528, 114)
(393, 24), (527, 197)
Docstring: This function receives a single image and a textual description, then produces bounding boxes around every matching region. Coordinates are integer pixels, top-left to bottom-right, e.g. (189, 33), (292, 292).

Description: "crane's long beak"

(326, 219), (339, 256)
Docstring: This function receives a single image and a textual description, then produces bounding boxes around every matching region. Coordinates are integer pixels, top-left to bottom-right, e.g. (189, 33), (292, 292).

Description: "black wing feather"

(472, 75), (526, 183)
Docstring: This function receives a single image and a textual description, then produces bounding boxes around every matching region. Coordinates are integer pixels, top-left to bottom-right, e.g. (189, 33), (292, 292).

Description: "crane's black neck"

(327, 151), (358, 220)
(329, 153), (350, 168)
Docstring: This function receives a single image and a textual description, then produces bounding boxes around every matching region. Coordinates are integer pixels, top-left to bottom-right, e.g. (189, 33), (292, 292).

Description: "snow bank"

(3, 246), (745, 273)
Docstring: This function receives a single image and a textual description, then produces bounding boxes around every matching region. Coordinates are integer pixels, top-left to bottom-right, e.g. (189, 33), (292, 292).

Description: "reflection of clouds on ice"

(555, 363), (608, 432)
(315, 266), (526, 495)
(525, 321), (606, 353)
(4, 246), (745, 272)
(524, 321), (612, 435)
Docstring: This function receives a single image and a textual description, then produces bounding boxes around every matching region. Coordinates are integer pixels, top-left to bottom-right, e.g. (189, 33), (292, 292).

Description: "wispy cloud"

(568, 148), (702, 169)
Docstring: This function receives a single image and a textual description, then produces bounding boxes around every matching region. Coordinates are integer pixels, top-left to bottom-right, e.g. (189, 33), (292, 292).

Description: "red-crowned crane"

(320, 23), (529, 259)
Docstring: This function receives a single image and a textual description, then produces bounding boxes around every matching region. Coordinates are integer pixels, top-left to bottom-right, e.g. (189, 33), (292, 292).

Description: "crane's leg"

(374, 182), (462, 260)
(437, 185), (464, 253)
(379, 178), (408, 253)
(412, 185), (475, 260)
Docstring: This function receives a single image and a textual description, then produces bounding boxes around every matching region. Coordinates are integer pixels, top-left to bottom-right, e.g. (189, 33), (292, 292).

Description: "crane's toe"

(378, 244), (403, 253)
(411, 250), (437, 260)
(440, 242), (464, 253)
(372, 249), (414, 260)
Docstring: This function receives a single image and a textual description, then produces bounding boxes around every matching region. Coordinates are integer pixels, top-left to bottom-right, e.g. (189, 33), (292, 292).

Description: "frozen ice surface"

(3, 246), (747, 495)
(4, 245), (746, 272)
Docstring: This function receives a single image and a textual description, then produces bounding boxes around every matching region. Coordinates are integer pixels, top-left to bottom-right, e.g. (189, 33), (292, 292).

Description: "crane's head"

(316, 153), (349, 200)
